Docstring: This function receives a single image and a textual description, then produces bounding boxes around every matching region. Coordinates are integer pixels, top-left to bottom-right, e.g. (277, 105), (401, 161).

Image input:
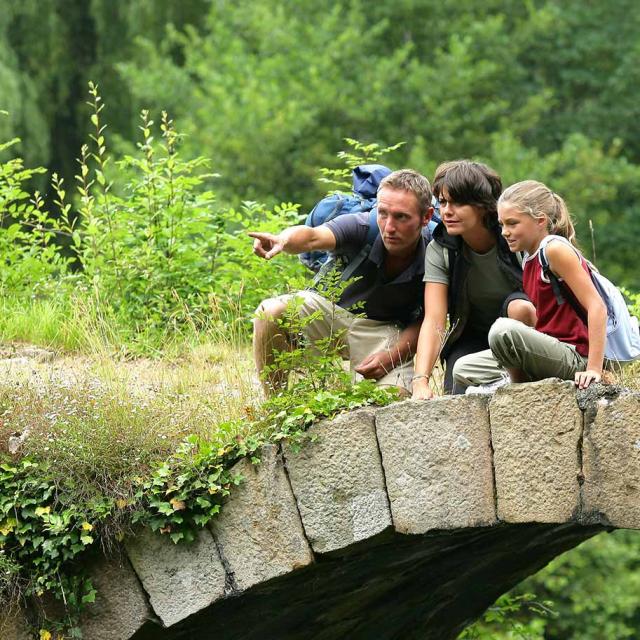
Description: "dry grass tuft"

(0, 340), (263, 509)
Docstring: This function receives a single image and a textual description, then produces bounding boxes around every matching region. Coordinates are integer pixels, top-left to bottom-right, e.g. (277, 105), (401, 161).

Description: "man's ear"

(422, 206), (434, 226)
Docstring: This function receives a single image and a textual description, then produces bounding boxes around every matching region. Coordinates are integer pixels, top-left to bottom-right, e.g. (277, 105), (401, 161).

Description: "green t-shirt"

(423, 241), (515, 335)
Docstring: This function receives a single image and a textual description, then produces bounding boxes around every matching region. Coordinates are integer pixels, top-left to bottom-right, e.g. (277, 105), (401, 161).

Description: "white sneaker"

(465, 375), (510, 395)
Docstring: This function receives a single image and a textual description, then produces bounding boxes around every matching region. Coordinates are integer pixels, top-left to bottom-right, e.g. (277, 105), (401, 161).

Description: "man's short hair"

(378, 169), (433, 217)
(432, 160), (502, 226)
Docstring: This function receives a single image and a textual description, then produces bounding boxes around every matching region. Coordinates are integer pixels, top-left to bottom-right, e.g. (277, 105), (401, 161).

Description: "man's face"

(376, 187), (428, 257)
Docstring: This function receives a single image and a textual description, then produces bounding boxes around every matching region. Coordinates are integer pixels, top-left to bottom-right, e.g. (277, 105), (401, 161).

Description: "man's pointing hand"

(248, 232), (284, 260)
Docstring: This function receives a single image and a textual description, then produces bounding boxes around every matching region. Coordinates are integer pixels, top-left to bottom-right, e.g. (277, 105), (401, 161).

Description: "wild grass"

(616, 360), (640, 391)
(0, 366), (257, 498)
(0, 289), (263, 513)
(0, 296), (79, 351)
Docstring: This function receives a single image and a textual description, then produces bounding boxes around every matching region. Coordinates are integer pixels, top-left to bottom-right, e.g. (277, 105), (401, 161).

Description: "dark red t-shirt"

(523, 240), (590, 357)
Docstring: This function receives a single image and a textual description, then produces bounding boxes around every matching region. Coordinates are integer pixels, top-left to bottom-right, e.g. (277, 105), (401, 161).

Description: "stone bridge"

(4, 379), (639, 640)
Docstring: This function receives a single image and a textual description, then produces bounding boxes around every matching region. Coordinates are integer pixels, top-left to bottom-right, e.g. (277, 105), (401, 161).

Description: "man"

(249, 169), (434, 395)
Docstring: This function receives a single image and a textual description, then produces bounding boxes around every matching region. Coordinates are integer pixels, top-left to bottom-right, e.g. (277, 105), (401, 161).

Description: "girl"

(411, 160), (535, 400)
(455, 180), (607, 390)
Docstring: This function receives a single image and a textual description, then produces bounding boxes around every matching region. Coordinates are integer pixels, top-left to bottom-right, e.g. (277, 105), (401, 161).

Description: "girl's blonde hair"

(499, 180), (578, 247)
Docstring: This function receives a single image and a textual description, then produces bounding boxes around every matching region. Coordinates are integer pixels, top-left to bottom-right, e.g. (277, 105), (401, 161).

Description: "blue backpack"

(539, 236), (640, 363)
(299, 164), (440, 276)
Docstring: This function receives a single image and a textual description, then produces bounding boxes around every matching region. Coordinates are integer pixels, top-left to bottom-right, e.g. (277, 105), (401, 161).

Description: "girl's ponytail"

(549, 192), (577, 246)
(499, 180), (578, 247)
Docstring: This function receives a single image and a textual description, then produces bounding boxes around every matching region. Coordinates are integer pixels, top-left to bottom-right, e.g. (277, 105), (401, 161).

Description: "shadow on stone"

(130, 522), (603, 640)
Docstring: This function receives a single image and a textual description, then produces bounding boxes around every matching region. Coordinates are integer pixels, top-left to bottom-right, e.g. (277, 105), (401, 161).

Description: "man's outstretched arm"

(249, 225), (336, 260)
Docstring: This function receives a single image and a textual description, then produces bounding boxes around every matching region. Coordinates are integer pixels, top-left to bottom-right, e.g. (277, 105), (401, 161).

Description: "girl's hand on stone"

(574, 368), (601, 389)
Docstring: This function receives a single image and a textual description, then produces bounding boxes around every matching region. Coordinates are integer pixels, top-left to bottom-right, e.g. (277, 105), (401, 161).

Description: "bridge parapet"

(3, 379), (638, 640)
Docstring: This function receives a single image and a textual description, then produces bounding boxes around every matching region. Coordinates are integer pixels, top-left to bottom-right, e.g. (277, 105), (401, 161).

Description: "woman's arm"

(546, 242), (607, 389)
(412, 282), (449, 400)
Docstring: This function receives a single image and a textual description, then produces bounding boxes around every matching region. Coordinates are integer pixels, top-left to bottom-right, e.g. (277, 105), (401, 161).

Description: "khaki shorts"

(271, 290), (414, 392)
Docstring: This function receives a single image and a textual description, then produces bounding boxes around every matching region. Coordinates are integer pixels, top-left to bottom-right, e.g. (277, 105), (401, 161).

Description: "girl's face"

(498, 202), (547, 254)
(438, 187), (486, 237)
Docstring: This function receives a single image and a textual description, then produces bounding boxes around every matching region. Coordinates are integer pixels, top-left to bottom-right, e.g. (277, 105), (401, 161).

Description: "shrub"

(0, 84), (308, 353)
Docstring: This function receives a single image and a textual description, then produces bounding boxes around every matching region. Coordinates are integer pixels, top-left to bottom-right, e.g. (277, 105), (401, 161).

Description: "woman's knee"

(452, 353), (475, 386)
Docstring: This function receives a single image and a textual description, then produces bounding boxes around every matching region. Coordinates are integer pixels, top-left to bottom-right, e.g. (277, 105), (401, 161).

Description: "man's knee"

(254, 296), (288, 325)
(253, 297), (292, 360)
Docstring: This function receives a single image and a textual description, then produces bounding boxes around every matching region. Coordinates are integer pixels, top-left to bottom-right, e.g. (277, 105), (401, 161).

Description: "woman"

(411, 160), (534, 399)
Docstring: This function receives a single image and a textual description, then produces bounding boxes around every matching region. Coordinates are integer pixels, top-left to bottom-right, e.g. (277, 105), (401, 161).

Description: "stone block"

(490, 379), (581, 523)
(376, 396), (496, 534)
(80, 552), (151, 639)
(283, 408), (391, 554)
(0, 609), (30, 640)
(582, 393), (640, 527)
(210, 444), (314, 590)
(126, 527), (226, 627)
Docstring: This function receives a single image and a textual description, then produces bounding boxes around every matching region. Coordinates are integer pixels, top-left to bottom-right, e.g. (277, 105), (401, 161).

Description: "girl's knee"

(488, 317), (519, 350)
(507, 298), (536, 327)
(489, 318), (535, 371)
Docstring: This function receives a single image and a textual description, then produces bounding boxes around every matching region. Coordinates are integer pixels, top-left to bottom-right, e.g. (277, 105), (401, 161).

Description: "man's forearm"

(278, 225), (336, 254)
(278, 226), (319, 254)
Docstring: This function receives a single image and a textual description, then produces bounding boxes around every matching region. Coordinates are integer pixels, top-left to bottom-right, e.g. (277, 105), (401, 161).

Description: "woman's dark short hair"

(432, 160), (502, 228)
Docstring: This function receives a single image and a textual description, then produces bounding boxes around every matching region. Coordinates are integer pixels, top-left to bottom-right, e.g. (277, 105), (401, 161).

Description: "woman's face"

(438, 187), (485, 237)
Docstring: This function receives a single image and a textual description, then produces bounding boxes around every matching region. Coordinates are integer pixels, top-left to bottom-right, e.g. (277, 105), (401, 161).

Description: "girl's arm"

(412, 282), (448, 400)
(545, 242), (607, 389)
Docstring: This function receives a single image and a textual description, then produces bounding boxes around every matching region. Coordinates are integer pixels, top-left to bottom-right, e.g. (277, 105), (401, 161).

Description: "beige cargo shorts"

(271, 289), (414, 393)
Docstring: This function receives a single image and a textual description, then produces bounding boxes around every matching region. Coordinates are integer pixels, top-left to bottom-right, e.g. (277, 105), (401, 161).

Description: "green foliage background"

(1, 0), (640, 636)
(2, 0), (640, 286)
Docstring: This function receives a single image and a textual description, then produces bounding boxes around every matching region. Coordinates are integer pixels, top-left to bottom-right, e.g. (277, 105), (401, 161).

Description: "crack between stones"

(576, 404), (586, 521)
(371, 408), (394, 527)
(210, 530), (240, 595)
(574, 384), (621, 525)
(486, 398), (499, 522)
(279, 442), (317, 563)
(123, 550), (163, 628)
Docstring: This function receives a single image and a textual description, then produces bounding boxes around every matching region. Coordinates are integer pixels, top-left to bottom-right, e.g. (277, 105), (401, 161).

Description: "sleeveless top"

(523, 237), (590, 356)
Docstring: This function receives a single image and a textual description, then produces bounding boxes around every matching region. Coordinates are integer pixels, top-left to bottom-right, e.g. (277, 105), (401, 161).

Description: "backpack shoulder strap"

(340, 209), (379, 282)
(538, 236), (588, 323)
(364, 207), (379, 245)
(538, 239), (565, 304)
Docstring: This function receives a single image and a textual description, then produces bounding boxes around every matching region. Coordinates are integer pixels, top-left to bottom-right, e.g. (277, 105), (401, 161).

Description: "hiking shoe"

(465, 375), (510, 395)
